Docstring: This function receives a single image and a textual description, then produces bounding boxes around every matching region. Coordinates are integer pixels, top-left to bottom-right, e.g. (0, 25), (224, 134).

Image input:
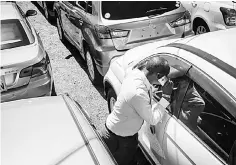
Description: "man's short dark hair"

(136, 56), (170, 76)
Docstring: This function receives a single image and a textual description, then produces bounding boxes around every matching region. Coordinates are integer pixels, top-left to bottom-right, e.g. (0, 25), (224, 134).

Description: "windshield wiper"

(146, 7), (168, 17)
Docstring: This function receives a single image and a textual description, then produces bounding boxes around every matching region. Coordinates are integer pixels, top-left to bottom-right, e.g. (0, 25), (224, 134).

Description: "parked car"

(54, 1), (193, 85)
(181, 1), (236, 34)
(36, 1), (56, 23)
(103, 28), (236, 165)
(1, 2), (54, 103)
(1, 94), (117, 165)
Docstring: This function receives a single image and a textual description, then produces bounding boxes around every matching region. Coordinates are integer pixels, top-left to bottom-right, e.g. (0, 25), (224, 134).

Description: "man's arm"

(131, 89), (165, 125)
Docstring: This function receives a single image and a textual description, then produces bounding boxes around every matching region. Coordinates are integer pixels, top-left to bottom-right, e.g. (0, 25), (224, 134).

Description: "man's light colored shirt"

(106, 69), (167, 137)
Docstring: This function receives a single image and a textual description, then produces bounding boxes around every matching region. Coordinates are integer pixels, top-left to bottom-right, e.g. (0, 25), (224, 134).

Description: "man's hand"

(161, 79), (174, 102)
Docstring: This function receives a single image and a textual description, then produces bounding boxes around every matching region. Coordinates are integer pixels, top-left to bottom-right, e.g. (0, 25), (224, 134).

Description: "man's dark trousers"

(101, 124), (138, 165)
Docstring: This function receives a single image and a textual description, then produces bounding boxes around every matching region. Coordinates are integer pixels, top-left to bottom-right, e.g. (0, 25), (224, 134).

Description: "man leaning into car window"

(100, 56), (173, 165)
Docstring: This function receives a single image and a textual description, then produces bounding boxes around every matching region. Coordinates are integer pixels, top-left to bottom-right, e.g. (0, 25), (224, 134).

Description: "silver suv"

(54, 1), (193, 85)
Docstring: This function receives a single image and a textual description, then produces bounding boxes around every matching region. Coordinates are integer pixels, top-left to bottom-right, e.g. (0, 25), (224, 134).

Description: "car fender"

(104, 68), (121, 98)
(192, 5), (214, 31)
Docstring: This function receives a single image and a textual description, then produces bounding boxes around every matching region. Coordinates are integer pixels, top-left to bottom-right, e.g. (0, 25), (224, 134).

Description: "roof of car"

(181, 28), (236, 69)
(0, 2), (22, 20)
(1, 96), (115, 165)
(166, 28), (236, 101)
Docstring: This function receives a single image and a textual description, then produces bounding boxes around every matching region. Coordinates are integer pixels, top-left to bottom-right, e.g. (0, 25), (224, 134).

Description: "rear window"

(101, 1), (180, 20)
(1, 19), (30, 50)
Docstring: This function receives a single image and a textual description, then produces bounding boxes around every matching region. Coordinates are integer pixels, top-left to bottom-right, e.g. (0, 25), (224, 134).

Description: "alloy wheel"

(196, 25), (207, 34)
(86, 51), (95, 81)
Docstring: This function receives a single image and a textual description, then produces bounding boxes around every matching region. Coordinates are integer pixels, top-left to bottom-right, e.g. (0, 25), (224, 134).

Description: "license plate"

(0, 76), (7, 92)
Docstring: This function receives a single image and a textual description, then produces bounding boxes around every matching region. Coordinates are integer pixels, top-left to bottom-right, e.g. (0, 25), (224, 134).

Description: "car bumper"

(1, 72), (53, 103)
(210, 22), (236, 32)
(93, 48), (126, 76)
(93, 24), (193, 76)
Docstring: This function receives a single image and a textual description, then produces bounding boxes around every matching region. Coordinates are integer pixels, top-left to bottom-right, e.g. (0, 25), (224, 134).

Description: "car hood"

(1, 43), (44, 68)
(1, 96), (115, 165)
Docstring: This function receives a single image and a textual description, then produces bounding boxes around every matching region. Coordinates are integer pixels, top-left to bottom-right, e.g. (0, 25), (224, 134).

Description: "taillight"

(19, 66), (32, 78)
(19, 53), (50, 78)
(94, 25), (129, 39)
(220, 7), (236, 26)
(31, 57), (48, 78)
(169, 11), (191, 28)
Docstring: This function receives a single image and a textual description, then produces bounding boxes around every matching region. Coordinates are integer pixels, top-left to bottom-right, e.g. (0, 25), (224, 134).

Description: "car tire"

(51, 82), (57, 96)
(56, 16), (66, 43)
(85, 46), (102, 86)
(194, 20), (210, 35)
(107, 88), (117, 113)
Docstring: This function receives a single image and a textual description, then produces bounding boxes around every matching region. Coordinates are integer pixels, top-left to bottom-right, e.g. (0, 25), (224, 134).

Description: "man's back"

(106, 69), (151, 137)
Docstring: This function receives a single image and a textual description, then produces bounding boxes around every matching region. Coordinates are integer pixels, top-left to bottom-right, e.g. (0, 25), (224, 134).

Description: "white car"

(1, 94), (117, 165)
(181, 1), (236, 34)
(1, 2), (54, 102)
(103, 28), (236, 165)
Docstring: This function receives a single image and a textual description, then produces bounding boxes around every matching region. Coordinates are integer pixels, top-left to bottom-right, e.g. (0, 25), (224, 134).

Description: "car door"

(69, 1), (90, 58)
(161, 63), (236, 165)
(138, 53), (192, 164)
(59, 2), (75, 42)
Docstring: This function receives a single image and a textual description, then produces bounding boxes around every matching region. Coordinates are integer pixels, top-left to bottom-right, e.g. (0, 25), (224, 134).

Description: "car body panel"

(1, 95), (116, 165)
(162, 117), (223, 165)
(54, 1), (193, 76)
(1, 2), (53, 102)
(103, 28), (236, 165)
(0, 3), (22, 20)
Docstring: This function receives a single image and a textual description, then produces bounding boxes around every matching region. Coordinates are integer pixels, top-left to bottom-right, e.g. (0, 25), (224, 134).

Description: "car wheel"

(85, 47), (102, 85)
(56, 16), (66, 43)
(194, 21), (210, 35)
(107, 88), (117, 113)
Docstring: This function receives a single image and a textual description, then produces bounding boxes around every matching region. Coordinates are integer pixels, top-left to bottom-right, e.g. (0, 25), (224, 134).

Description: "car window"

(87, 1), (92, 14)
(1, 19), (30, 50)
(75, 1), (92, 14)
(76, 1), (86, 10)
(179, 80), (236, 162)
(101, 1), (180, 20)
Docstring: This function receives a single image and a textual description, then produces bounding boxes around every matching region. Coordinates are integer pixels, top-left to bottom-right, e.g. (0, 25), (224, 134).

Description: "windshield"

(101, 1), (180, 20)
(1, 19), (30, 50)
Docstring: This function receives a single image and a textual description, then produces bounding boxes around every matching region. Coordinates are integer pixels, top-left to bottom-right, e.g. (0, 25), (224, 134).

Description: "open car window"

(179, 80), (236, 162)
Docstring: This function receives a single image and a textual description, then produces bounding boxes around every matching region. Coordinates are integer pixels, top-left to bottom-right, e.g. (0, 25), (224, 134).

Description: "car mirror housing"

(26, 10), (37, 17)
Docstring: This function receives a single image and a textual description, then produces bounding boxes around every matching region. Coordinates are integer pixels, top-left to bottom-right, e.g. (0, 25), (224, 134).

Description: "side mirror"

(25, 10), (37, 17)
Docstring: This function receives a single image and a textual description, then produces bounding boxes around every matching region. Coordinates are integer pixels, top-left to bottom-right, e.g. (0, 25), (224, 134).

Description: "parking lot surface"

(17, 1), (108, 131)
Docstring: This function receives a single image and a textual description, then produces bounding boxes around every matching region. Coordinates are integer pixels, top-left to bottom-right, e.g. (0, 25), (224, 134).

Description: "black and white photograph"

(1, 1), (236, 165)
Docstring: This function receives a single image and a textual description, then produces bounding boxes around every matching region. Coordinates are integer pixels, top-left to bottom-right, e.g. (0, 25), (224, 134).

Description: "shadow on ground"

(62, 41), (106, 100)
